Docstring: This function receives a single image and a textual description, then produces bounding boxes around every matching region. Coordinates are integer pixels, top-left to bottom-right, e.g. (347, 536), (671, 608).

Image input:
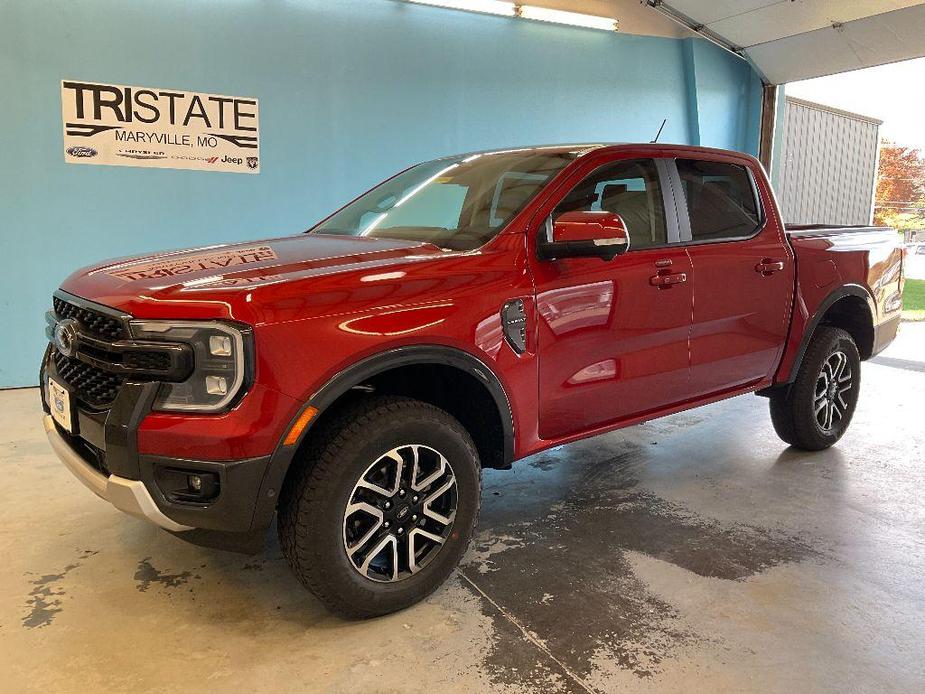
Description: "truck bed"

(785, 224), (894, 238)
(775, 221), (904, 384)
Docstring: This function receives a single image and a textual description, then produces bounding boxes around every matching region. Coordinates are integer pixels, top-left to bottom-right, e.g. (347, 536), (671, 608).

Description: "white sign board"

(61, 80), (260, 174)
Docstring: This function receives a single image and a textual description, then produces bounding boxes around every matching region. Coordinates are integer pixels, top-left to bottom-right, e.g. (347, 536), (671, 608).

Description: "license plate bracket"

(47, 377), (77, 435)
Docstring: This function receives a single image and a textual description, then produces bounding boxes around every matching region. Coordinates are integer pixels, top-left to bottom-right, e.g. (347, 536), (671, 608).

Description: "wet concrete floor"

(1, 324), (924, 692)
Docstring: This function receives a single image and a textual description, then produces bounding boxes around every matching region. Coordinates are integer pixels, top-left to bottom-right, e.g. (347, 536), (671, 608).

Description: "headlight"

(129, 320), (252, 412)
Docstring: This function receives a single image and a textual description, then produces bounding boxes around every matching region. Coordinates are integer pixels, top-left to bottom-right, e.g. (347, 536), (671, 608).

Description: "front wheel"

(278, 396), (481, 618)
(769, 326), (861, 450)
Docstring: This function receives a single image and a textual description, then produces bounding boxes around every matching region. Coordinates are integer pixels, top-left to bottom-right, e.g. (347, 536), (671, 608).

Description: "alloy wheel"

(342, 444), (457, 583)
(814, 350), (852, 432)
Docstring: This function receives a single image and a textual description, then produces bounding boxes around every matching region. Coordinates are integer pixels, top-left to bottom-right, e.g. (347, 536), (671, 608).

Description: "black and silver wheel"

(278, 396), (480, 618)
(344, 444), (458, 582)
(812, 350), (853, 433)
(770, 326), (861, 451)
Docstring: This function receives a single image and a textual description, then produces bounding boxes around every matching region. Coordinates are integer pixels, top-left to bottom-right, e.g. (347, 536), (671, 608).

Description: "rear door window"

(676, 159), (761, 242)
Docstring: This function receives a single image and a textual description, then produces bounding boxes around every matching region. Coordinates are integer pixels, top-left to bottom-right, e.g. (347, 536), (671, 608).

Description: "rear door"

(671, 157), (794, 396)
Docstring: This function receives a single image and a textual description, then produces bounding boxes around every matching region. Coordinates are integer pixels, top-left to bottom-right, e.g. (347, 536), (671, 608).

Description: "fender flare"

(249, 345), (515, 532)
(784, 283), (875, 383)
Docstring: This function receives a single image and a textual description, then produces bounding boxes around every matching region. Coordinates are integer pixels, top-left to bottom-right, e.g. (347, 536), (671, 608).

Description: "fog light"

(205, 375), (228, 395)
(155, 467), (220, 503)
(209, 335), (232, 356)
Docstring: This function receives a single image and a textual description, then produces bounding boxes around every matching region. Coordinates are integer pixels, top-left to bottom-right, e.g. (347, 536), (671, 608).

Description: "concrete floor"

(2, 326), (924, 693)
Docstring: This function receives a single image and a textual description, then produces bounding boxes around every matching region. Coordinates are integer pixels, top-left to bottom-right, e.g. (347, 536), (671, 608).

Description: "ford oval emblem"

(54, 319), (79, 358)
(66, 146), (98, 158)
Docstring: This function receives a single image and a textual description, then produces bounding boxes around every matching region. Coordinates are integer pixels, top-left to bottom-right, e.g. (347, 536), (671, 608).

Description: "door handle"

(650, 272), (687, 287)
(755, 259), (784, 275)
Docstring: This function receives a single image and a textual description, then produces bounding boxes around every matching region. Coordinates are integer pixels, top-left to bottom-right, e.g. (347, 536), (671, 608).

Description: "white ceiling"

(539, 0), (925, 83)
(663, 0), (925, 82)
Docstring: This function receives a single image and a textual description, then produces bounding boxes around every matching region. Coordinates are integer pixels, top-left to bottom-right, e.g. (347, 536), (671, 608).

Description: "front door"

(531, 157), (694, 440)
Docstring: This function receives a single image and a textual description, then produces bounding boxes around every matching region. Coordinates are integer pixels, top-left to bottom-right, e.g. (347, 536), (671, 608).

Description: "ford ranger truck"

(41, 144), (904, 617)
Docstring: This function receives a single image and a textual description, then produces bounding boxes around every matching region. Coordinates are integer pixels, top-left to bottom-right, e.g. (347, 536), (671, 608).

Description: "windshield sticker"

(107, 245), (278, 281)
(61, 80), (259, 174)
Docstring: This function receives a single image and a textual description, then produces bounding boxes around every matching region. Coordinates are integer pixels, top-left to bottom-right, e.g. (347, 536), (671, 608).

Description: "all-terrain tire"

(278, 396), (481, 618)
(769, 326), (861, 451)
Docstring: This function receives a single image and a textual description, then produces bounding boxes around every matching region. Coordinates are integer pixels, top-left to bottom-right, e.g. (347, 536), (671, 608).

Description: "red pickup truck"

(41, 143), (903, 617)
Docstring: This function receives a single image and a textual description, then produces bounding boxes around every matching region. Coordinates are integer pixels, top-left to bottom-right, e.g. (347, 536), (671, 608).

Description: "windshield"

(310, 149), (579, 250)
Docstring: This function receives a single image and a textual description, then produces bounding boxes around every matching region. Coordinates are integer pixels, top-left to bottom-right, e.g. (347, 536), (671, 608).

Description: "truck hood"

(59, 234), (448, 320)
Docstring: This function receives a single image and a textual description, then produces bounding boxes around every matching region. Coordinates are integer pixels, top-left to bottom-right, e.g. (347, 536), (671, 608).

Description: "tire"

(278, 396), (481, 618)
(769, 326), (861, 451)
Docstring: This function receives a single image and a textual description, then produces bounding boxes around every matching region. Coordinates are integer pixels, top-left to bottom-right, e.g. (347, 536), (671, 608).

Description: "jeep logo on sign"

(66, 146), (97, 158)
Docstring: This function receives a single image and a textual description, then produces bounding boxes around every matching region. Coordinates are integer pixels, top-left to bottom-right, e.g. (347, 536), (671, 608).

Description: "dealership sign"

(61, 80), (259, 174)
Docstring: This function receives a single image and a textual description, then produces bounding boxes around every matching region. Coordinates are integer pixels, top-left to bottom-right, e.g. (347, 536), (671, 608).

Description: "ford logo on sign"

(66, 146), (98, 158)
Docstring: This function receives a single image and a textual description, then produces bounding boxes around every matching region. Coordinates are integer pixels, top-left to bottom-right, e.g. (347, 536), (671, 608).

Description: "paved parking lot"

(1, 325), (923, 693)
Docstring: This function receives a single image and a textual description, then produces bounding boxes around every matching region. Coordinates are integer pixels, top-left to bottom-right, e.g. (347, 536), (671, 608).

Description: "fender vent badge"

(501, 299), (528, 355)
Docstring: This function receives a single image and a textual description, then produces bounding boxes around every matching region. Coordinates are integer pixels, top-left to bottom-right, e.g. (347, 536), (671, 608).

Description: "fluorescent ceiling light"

(518, 6), (618, 32)
(403, 2), (618, 33)
(406, 0), (516, 16)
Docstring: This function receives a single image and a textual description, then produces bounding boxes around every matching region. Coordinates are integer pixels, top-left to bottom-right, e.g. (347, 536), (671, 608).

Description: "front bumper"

(41, 291), (296, 553)
(41, 341), (276, 549)
(44, 415), (191, 532)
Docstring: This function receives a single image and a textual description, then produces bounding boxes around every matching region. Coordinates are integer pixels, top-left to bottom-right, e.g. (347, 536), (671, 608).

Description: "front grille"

(53, 350), (126, 408)
(48, 294), (191, 409)
(124, 350), (171, 371)
(53, 295), (125, 339)
(51, 295), (129, 407)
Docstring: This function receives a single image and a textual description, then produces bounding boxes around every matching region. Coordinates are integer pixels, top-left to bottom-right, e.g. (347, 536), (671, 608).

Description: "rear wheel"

(278, 396), (481, 618)
(769, 326), (861, 450)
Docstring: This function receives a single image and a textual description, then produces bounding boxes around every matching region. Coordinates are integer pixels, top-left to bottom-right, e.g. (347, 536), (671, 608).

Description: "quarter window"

(676, 159), (761, 242)
(552, 159), (668, 251)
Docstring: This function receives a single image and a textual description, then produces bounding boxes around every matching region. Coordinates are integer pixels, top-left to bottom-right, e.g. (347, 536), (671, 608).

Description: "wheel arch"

(250, 346), (515, 532)
(786, 284), (875, 383)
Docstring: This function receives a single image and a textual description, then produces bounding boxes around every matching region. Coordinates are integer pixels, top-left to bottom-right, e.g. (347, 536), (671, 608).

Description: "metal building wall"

(776, 97), (881, 225)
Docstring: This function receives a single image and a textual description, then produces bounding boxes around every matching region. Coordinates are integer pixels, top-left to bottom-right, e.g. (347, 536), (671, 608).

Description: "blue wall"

(683, 38), (763, 154)
(0, 0), (761, 387)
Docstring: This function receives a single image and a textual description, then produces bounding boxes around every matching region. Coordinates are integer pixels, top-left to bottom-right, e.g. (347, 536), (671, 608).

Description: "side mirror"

(538, 211), (630, 261)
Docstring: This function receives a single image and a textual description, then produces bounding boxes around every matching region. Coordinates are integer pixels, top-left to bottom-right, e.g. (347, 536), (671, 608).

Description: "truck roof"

(445, 142), (760, 161)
